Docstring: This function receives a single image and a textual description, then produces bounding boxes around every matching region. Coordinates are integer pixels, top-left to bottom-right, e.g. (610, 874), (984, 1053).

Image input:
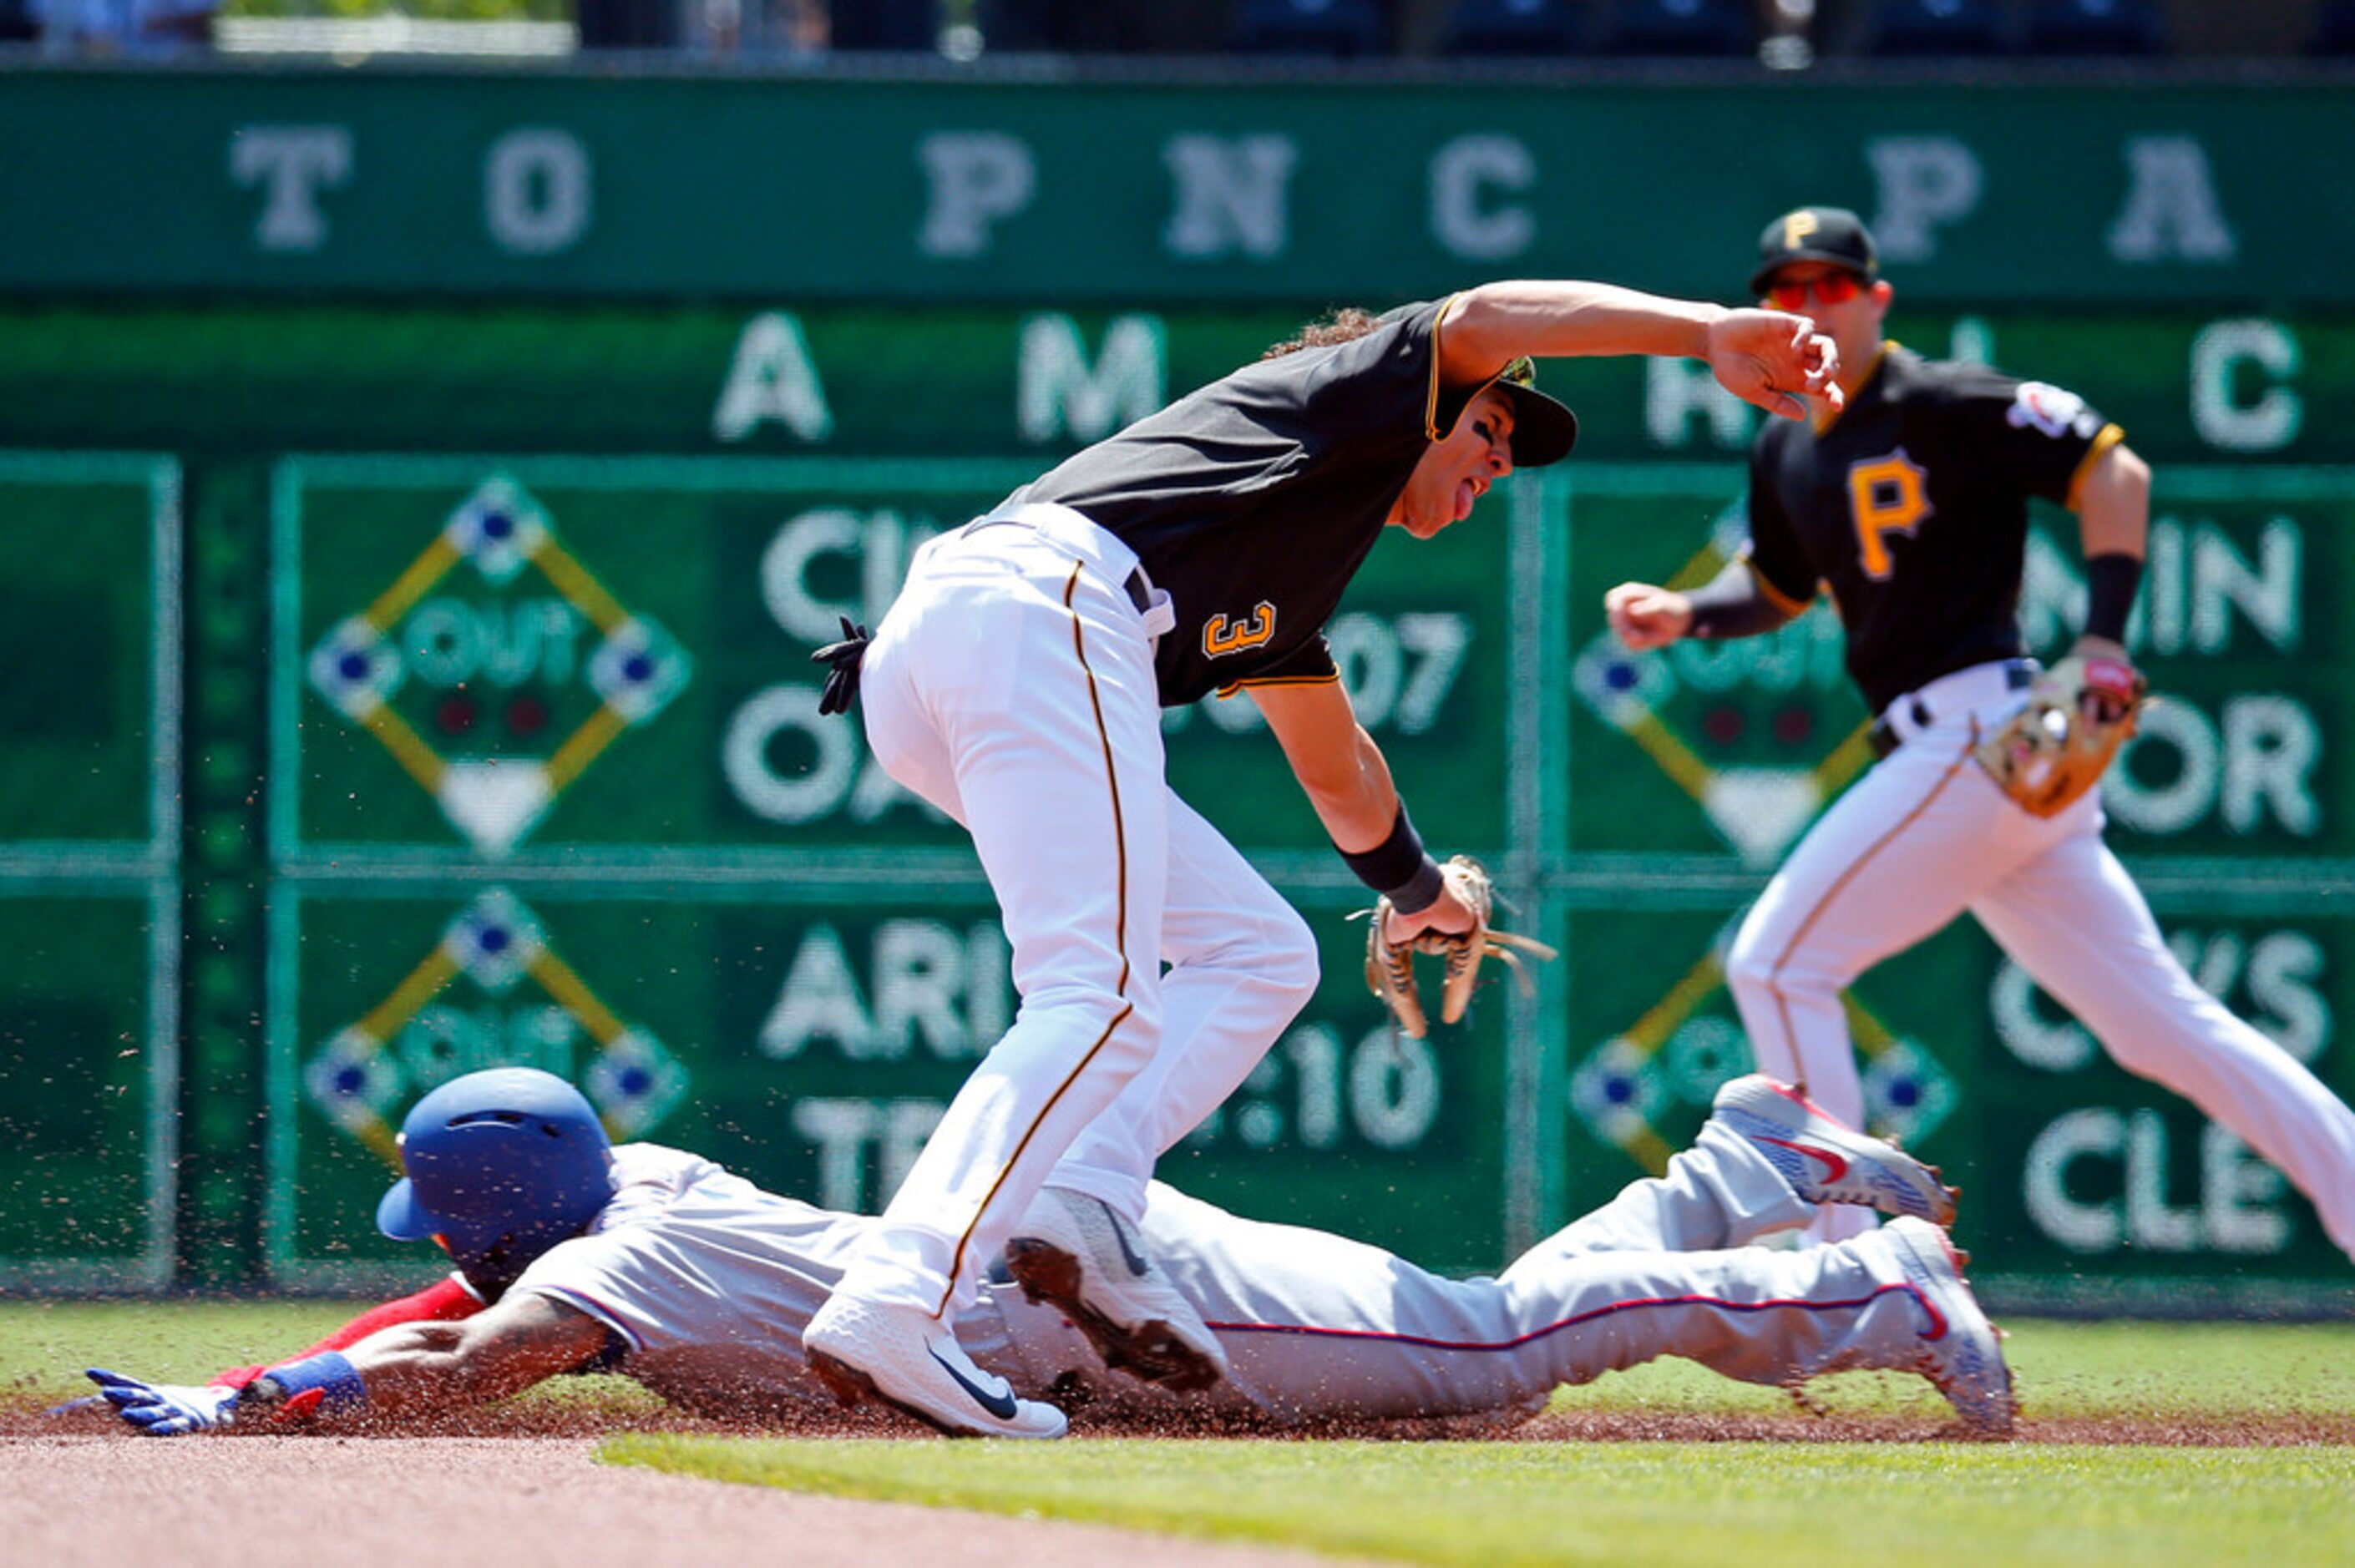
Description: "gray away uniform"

(514, 1135), (1947, 1425)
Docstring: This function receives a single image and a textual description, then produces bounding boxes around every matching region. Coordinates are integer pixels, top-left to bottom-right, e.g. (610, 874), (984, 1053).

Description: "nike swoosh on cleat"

(929, 1345), (1019, 1420)
(1104, 1204), (1151, 1277)
(1757, 1135), (1849, 1184)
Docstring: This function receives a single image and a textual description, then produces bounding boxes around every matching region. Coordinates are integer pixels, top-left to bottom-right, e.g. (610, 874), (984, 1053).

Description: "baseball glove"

(1972, 652), (2148, 818)
(1363, 856), (1557, 1039)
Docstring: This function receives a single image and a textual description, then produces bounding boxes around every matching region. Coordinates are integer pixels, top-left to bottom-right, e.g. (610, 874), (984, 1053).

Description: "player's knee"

(1265, 903), (1321, 1008)
(1722, 928), (1775, 1004)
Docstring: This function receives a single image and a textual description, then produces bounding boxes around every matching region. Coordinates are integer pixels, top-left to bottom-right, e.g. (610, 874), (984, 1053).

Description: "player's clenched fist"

(1704, 308), (1843, 421)
(1604, 581), (1693, 651)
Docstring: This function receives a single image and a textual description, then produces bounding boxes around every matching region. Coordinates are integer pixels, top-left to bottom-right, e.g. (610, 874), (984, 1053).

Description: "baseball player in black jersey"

(802, 282), (1841, 1437)
(1606, 207), (2355, 1255)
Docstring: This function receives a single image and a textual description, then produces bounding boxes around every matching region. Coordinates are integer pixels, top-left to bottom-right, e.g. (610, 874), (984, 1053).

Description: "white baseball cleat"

(1868, 1216), (2018, 1437)
(803, 1294), (1068, 1439)
(1004, 1186), (1231, 1393)
(1710, 1074), (1959, 1226)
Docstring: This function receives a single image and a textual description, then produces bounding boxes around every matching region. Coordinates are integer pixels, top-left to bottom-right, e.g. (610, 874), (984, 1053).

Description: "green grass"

(1558, 1318), (2355, 1419)
(0, 1298), (661, 1418)
(599, 1320), (2355, 1568)
(0, 1300), (362, 1393)
(602, 1435), (2355, 1568)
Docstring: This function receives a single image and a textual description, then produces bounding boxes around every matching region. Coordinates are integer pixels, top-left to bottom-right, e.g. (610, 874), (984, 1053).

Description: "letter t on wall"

(229, 125), (355, 254)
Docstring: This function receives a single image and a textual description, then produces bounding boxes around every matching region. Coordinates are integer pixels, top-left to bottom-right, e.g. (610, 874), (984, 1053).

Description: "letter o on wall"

(485, 129), (593, 256)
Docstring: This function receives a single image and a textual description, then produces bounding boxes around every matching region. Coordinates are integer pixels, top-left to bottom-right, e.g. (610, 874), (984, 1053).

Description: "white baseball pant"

(985, 1119), (1947, 1422)
(840, 502), (1318, 1320)
(1725, 658), (2355, 1257)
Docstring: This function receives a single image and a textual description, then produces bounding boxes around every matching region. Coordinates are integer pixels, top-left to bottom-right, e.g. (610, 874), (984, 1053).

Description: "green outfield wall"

(0, 68), (2352, 306)
(2, 66), (2352, 1308)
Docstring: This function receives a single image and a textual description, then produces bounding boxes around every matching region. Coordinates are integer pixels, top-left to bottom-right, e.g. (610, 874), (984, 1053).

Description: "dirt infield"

(0, 1430), (1365, 1568)
(7, 1392), (2352, 1568)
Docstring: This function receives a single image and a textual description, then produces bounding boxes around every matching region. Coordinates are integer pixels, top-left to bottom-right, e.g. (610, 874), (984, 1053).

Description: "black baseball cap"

(1749, 206), (1880, 297)
(1490, 355), (1579, 468)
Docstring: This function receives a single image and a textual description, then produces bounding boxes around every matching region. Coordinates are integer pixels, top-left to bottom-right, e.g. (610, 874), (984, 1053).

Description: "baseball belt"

(1867, 660), (2033, 760)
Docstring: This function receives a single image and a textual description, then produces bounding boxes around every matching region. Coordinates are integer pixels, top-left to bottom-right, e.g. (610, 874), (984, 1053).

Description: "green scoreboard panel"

(268, 880), (1511, 1287)
(8, 294), (2355, 1305)
(271, 456), (1514, 867)
(265, 455), (1532, 1285)
(1547, 465), (2355, 1308)
(0, 453), (180, 1289)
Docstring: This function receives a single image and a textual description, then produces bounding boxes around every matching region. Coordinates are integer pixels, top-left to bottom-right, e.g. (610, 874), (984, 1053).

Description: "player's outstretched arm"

(1436, 283), (1840, 420)
(1604, 581), (1694, 650)
(1608, 559), (1800, 651)
(2069, 441), (2151, 669)
(234, 1292), (610, 1426)
(85, 1274), (490, 1437)
(1251, 680), (1476, 943)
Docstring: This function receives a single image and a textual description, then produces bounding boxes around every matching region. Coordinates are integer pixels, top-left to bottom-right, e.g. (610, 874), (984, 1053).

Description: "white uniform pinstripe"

(1725, 659), (2355, 1254)
(516, 1137), (1960, 1424)
(834, 503), (1319, 1323)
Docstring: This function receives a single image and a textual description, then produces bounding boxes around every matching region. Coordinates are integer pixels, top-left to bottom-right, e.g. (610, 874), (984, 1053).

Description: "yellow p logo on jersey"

(1846, 448), (1932, 579)
(1203, 602), (1277, 659)
(1782, 211), (1820, 251)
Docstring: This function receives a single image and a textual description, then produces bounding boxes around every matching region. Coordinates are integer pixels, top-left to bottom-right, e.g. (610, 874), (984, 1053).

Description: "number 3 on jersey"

(1846, 448), (1932, 580)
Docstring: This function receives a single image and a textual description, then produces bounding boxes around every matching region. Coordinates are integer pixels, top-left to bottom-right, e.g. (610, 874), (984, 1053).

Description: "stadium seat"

(576, 0), (682, 48)
(1862, 0), (2008, 56)
(829, 0), (940, 51)
(979, 0), (1141, 52)
(1442, 0), (1586, 57)
(1598, 0), (1755, 57)
(2018, 0), (2163, 56)
(1229, 0), (1389, 56)
(2312, 1), (2355, 54)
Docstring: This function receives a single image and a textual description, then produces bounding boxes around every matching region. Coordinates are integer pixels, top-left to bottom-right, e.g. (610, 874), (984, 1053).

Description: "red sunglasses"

(1768, 272), (1865, 311)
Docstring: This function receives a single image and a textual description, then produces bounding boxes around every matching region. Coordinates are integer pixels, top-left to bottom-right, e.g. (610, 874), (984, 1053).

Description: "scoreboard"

(3, 296), (2354, 1306)
(0, 454), (180, 1288)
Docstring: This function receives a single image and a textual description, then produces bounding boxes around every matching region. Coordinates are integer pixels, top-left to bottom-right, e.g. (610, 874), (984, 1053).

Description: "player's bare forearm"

(213, 1275), (484, 1389)
(246, 1293), (608, 1421)
(2072, 443), (2150, 657)
(1253, 681), (1400, 847)
(2074, 443), (2150, 560)
(1441, 281), (1724, 368)
(1440, 286), (1840, 418)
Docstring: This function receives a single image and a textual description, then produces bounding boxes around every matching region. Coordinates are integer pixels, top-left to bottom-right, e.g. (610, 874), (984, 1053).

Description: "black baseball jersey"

(1745, 344), (2123, 715)
(1020, 299), (1481, 708)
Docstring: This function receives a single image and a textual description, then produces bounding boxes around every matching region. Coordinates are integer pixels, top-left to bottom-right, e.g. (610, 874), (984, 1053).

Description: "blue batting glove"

(85, 1368), (241, 1436)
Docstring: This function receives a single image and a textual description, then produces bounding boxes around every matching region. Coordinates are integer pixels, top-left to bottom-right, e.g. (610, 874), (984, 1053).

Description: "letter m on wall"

(1018, 314), (1167, 443)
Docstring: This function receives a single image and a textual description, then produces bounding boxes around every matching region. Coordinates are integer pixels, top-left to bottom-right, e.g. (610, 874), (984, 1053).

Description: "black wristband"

(1684, 559), (1795, 641)
(2084, 553), (2143, 644)
(1336, 804), (1444, 912)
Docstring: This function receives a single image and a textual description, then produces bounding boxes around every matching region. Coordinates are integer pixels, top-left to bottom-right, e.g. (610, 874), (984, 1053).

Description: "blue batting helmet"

(377, 1068), (617, 1292)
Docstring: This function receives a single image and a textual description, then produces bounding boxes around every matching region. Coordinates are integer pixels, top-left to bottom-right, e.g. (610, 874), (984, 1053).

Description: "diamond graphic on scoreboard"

(445, 478), (550, 585)
(303, 1026), (403, 1134)
(441, 888), (544, 994)
(303, 888), (689, 1166)
(1567, 934), (1954, 1171)
(303, 475), (692, 857)
(1700, 768), (1829, 865)
(306, 617), (405, 719)
(1572, 515), (1868, 866)
(1569, 1036), (1669, 1149)
(1861, 1039), (1958, 1147)
(588, 618), (690, 723)
(587, 1029), (691, 1139)
(435, 761), (555, 859)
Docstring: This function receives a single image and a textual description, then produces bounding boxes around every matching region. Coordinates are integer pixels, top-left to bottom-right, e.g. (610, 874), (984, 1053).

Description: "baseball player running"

(805, 283), (1841, 1436)
(1604, 207), (2355, 1255)
(86, 1070), (2011, 1439)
